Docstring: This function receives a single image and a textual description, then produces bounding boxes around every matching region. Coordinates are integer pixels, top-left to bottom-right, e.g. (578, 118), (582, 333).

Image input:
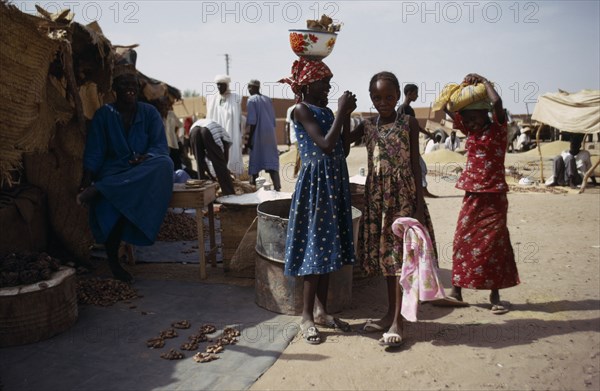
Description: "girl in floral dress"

(351, 71), (436, 346)
(280, 58), (357, 344)
(444, 73), (520, 314)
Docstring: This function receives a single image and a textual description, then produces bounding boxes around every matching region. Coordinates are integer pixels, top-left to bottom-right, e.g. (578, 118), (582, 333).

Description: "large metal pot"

(254, 198), (361, 315)
(256, 199), (362, 262)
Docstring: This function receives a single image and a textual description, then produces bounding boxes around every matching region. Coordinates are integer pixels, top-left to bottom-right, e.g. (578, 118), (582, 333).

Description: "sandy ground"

(247, 142), (600, 391)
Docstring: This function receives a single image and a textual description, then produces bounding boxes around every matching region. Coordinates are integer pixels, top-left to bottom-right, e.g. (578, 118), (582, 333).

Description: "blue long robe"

(246, 94), (279, 175)
(84, 102), (174, 246)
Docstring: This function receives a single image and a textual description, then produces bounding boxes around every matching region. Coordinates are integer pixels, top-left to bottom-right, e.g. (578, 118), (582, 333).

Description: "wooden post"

(536, 124), (545, 182)
(196, 209), (206, 279)
(579, 159), (600, 194)
(208, 204), (216, 267)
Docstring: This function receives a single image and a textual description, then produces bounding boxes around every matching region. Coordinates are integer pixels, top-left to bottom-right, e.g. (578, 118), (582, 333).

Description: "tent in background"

(532, 89), (599, 134)
(531, 89), (600, 193)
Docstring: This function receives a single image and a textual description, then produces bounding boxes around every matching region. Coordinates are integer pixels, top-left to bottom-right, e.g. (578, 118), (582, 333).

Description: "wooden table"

(169, 182), (218, 279)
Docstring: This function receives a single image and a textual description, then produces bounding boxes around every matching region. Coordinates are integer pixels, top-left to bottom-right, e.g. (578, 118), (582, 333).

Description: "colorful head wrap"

(279, 58), (333, 101)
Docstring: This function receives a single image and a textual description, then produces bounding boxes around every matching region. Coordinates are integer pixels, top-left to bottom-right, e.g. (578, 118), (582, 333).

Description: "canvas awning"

(531, 89), (600, 193)
(531, 89), (600, 134)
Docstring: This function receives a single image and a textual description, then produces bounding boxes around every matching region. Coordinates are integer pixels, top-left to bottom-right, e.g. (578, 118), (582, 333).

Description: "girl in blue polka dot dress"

(280, 58), (357, 344)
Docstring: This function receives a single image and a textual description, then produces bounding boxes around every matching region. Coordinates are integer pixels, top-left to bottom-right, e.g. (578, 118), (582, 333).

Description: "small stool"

(169, 183), (218, 279)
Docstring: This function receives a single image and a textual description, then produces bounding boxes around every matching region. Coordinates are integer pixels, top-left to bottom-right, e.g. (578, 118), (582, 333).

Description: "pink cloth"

(392, 217), (446, 322)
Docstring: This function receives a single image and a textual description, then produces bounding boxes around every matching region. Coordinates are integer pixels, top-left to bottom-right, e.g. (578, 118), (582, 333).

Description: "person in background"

(178, 116), (198, 178)
(286, 104), (302, 177)
(188, 118), (236, 195)
(244, 79), (281, 191)
(424, 133), (443, 154)
(280, 58), (357, 345)
(153, 96), (182, 170)
(547, 133), (597, 188)
(77, 61), (173, 283)
(398, 83), (437, 198)
(444, 130), (461, 151)
(444, 73), (520, 315)
(515, 126), (536, 152)
(206, 75), (244, 176)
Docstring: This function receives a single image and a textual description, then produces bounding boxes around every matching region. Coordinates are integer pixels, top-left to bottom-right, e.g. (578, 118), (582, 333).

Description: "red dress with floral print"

(451, 113), (519, 290)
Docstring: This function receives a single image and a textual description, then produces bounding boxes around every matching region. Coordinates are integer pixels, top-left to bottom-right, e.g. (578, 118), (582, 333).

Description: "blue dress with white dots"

(284, 103), (355, 276)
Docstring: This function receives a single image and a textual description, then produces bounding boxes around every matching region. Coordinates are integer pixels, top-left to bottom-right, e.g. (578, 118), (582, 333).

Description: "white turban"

(214, 74), (231, 84)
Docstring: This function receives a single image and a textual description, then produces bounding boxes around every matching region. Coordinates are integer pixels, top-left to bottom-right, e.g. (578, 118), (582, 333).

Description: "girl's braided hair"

(369, 71), (401, 96)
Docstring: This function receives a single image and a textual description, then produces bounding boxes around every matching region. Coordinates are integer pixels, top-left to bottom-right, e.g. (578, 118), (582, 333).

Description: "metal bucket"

(254, 199), (361, 315)
(256, 199), (362, 262)
(255, 199), (291, 262)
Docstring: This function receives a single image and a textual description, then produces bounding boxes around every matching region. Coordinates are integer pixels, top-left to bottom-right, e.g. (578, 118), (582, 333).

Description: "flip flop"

(302, 326), (321, 345)
(491, 304), (509, 315)
(362, 319), (386, 333)
(318, 317), (352, 332)
(430, 296), (470, 307)
(378, 332), (403, 347)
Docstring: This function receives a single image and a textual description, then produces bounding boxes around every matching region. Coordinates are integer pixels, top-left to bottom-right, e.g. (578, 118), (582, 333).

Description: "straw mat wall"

(0, 2), (62, 185)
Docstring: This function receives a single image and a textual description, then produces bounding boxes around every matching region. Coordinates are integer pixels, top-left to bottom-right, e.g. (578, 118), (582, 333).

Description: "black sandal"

(320, 317), (351, 332)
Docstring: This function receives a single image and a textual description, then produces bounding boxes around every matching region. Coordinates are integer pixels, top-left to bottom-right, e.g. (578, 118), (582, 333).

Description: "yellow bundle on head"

(433, 82), (490, 112)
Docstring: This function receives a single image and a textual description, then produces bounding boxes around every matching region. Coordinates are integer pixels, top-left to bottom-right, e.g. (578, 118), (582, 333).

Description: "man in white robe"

(206, 75), (244, 176)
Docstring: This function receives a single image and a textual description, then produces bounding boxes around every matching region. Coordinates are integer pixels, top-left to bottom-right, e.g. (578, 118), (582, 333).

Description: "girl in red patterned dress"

(445, 73), (520, 314)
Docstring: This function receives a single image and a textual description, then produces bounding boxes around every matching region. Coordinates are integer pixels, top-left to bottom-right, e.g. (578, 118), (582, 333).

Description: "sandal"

(317, 316), (352, 332)
(362, 319), (386, 333)
(378, 332), (403, 347)
(491, 304), (509, 315)
(302, 325), (321, 345)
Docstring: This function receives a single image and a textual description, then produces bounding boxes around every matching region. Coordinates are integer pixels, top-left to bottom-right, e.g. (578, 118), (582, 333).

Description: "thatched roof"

(0, 3), (182, 186)
(0, 2), (114, 185)
(0, 2), (182, 259)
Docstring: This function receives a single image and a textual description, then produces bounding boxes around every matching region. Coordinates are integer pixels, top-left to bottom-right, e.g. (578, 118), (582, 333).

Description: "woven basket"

(0, 266), (78, 347)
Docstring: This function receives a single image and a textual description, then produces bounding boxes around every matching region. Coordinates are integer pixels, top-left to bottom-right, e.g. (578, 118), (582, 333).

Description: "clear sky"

(17, 0), (600, 115)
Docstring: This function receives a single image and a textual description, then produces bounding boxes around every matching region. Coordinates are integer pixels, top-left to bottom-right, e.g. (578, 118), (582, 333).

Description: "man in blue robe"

(77, 63), (173, 282)
(244, 79), (281, 191)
